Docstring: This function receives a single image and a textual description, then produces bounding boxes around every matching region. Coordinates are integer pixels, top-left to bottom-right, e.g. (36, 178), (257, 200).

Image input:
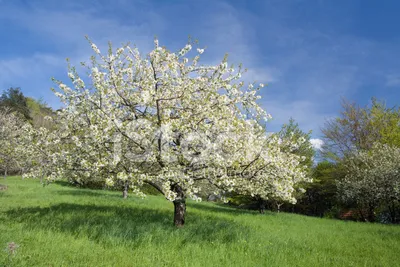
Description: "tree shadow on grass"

(55, 189), (120, 198)
(54, 180), (73, 187)
(6, 203), (249, 247)
(190, 202), (275, 216)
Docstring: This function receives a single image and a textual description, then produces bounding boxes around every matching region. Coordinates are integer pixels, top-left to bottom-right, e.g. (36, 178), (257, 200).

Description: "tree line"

(250, 99), (400, 224)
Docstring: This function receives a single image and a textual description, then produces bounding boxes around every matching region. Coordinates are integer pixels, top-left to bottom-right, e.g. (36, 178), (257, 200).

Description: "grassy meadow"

(0, 176), (399, 266)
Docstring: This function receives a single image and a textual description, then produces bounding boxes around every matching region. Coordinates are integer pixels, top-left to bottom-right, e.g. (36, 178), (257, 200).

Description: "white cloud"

(0, 53), (62, 80)
(310, 138), (324, 151)
(245, 67), (281, 84)
(0, 6), (160, 56)
(385, 74), (400, 87)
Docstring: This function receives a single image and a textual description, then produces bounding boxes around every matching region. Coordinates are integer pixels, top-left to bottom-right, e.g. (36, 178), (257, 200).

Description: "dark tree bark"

(357, 207), (367, 222)
(172, 184), (186, 227)
(367, 203), (376, 222)
(122, 181), (129, 199)
(388, 201), (397, 224)
(258, 198), (267, 214)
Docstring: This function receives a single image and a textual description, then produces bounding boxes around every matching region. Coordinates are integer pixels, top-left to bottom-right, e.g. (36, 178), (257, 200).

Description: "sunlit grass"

(1, 177), (399, 266)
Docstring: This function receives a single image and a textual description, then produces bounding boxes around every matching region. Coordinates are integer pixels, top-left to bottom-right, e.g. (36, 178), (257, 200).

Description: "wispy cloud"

(0, 0), (161, 104)
(385, 74), (400, 87)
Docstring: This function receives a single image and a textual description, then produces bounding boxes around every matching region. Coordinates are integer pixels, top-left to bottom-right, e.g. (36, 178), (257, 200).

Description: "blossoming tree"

(339, 143), (400, 222)
(0, 108), (26, 178)
(25, 38), (309, 226)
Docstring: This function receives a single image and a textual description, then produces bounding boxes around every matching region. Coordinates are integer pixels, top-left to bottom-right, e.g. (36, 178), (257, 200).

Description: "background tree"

(0, 88), (31, 121)
(0, 88), (54, 128)
(296, 161), (338, 217)
(339, 143), (400, 223)
(262, 118), (314, 213)
(0, 88), (55, 179)
(369, 99), (400, 147)
(227, 118), (314, 213)
(277, 118), (314, 169)
(26, 97), (54, 129)
(0, 108), (26, 178)
(322, 98), (400, 223)
(322, 98), (400, 161)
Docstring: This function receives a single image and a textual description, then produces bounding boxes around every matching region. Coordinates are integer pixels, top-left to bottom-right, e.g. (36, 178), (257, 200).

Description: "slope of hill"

(1, 177), (399, 266)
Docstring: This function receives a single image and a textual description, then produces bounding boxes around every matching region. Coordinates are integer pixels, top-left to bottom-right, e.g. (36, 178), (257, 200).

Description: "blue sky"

(1, 0), (400, 145)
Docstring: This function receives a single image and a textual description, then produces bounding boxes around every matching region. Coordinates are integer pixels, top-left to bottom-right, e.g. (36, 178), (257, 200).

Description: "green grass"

(0, 177), (399, 267)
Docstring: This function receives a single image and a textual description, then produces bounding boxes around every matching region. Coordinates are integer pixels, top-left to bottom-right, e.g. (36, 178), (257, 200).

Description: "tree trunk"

(173, 199), (186, 227)
(172, 184), (186, 227)
(367, 203), (375, 222)
(276, 202), (283, 213)
(357, 207), (367, 222)
(388, 201), (397, 224)
(3, 169), (7, 180)
(122, 181), (129, 199)
(258, 198), (267, 214)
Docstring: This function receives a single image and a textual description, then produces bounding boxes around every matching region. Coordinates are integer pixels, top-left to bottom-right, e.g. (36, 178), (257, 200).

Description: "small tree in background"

(0, 88), (31, 121)
(254, 118), (314, 213)
(277, 118), (314, 170)
(0, 108), (26, 178)
(0, 88), (56, 181)
(339, 143), (400, 223)
(369, 99), (400, 148)
(322, 98), (400, 161)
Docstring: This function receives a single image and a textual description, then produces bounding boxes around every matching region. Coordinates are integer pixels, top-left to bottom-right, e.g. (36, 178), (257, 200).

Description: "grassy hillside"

(1, 177), (399, 266)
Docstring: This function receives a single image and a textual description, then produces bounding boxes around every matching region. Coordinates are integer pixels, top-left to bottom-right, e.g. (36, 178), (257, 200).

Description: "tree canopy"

(0, 108), (26, 177)
(322, 98), (400, 161)
(340, 143), (400, 222)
